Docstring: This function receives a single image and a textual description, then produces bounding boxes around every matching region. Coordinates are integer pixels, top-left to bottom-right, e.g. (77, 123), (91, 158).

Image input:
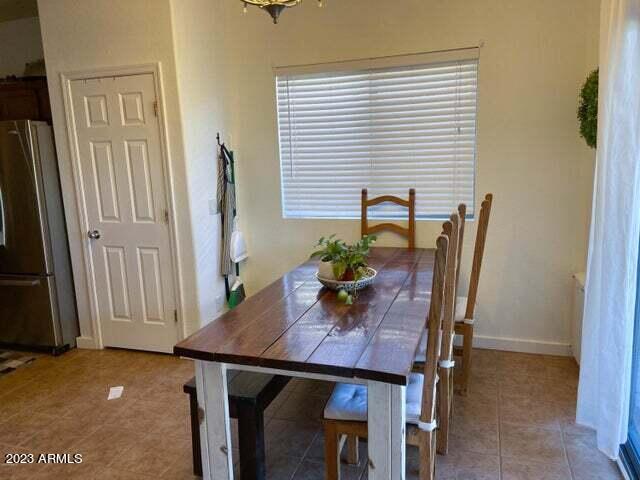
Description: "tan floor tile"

(0, 412), (57, 447)
(272, 391), (328, 423)
(293, 458), (363, 480)
(449, 416), (499, 455)
(564, 430), (622, 479)
(263, 451), (303, 480)
(29, 416), (101, 452)
(500, 423), (567, 466)
(265, 418), (319, 458)
(499, 395), (564, 430)
(0, 347), (622, 480)
(102, 398), (176, 435)
(109, 431), (185, 477)
(498, 352), (550, 379)
(455, 369), (499, 397)
(432, 450), (500, 480)
(453, 395), (498, 425)
(54, 463), (157, 479)
(68, 423), (136, 466)
(466, 348), (501, 372)
(501, 457), (572, 479)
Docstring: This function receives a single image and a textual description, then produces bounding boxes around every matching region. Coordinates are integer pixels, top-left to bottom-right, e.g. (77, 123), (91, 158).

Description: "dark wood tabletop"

(174, 247), (434, 385)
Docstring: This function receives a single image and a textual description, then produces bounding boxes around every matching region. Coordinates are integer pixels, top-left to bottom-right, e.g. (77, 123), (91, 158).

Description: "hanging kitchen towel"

(218, 148), (235, 277)
(230, 216), (248, 263)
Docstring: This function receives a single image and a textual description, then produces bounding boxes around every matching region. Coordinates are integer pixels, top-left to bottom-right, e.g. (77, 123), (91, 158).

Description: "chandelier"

(242, 0), (323, 24)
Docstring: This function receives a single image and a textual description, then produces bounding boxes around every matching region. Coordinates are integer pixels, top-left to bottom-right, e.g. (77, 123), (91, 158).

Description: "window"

(275, 48), (479, 220)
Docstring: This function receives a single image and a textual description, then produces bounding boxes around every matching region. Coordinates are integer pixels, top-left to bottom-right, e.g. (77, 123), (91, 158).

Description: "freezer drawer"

(0, 274), (60, 348)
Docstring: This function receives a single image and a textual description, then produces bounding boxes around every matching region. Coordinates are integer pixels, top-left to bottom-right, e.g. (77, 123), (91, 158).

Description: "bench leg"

(237, 401), (266, 480)
(188, 388), (203, 477)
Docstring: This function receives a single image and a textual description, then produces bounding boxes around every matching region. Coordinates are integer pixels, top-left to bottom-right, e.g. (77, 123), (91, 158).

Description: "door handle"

(88, 229), (101, 240)
(0, 278), (40, 287)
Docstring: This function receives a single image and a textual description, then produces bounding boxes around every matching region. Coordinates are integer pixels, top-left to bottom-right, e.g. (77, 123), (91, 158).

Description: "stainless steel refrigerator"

(0, 120), (78, 354)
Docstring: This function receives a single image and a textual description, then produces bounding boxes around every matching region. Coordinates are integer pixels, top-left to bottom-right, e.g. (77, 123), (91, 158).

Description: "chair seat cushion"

(324, 373), (425, 426)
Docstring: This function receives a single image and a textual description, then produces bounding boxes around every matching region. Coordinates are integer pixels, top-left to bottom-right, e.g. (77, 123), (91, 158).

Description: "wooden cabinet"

(0, 77), (51, 123)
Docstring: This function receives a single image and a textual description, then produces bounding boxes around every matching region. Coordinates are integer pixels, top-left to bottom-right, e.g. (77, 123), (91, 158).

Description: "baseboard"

(75, 336), (98, 349)
(457, 334), (572, 356)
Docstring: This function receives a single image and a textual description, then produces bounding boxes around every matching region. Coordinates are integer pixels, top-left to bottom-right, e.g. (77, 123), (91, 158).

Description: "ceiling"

(0, 0), (38, 23)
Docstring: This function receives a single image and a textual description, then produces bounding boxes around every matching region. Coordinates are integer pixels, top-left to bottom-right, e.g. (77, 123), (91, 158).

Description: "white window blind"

(275, 49), (479, 220)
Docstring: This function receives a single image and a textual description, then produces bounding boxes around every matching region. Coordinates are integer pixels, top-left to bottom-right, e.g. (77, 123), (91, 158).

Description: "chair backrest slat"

(465, 193), (493, 319)
(440, 214), (459, 365)
(455, 203), (467, 294)
(361, 188), (416, 249)
(420, 234), (448, 425)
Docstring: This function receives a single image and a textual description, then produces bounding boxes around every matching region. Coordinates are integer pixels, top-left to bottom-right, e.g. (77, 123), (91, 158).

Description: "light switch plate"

(209, 199), (217, 216)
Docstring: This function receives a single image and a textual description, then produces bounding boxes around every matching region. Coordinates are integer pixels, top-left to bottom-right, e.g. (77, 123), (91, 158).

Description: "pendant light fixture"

(242, 0), (323, 24)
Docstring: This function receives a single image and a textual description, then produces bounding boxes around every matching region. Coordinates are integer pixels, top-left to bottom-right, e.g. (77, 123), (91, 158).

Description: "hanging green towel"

(228, 277), (246, 309)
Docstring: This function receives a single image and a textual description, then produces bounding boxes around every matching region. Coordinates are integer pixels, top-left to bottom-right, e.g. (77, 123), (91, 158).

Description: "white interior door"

(70, 73), (178, 353)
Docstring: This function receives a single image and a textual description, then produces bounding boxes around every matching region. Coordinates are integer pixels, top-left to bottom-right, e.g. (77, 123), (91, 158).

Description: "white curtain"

(577, 0), (640, 460)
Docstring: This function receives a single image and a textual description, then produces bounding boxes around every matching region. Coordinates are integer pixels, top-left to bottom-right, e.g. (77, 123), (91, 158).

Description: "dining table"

(174, 246), (435, 480)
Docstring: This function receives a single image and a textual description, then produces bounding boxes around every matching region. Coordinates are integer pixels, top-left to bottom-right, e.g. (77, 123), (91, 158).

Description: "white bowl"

(316, 267), (377, 292)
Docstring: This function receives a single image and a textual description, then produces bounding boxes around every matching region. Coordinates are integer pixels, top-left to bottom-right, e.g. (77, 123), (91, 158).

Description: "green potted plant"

(311, 234), (376, 282)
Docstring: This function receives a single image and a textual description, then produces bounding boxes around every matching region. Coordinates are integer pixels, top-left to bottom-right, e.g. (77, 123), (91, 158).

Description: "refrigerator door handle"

(0, 184), (5, 247)
(0, 278), (40, 287)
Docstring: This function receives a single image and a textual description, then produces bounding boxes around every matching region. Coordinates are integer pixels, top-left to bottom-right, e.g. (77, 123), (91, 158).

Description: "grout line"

(561, 426), (578, 480)
(286, 456), (306, 480)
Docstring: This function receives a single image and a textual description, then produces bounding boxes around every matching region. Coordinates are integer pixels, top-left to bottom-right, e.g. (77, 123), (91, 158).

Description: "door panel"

(0, 121), (50, 275)
(125, 140), (155, 222)
(90, 141), (120, 222)
(70, 74), (177, 353)
(103, 246), (131, 321)
(137, 247), (164, 324)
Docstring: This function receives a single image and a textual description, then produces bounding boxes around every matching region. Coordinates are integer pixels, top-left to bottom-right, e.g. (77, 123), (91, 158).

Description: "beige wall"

(170, 0), (231, 327)
(0, 16), (43, 77)
(37, 0), (224, 345)
(221, 0), (600, 354)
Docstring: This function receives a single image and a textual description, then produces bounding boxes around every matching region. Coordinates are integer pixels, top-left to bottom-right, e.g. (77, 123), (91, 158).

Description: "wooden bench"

(184, 371), (290, 479)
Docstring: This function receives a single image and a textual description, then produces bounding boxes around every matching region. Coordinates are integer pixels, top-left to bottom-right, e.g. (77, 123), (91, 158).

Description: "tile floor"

(0, 348), (622, 480)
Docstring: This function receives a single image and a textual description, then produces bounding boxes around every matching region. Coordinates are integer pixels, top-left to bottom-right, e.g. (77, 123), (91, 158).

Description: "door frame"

(60, 63), (184, 350)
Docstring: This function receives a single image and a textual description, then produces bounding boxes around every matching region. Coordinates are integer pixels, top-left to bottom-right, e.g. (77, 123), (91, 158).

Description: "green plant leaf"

(332, 261), (346, 281)
(578, 69), (598, 149)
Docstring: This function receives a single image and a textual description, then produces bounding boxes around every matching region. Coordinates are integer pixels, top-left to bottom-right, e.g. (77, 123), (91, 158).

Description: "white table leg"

(367, 381), (406, 480)
(195, 360), (234, 480)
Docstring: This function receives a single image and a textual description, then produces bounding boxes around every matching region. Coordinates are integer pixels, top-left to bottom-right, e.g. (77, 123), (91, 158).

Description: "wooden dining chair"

(413, 212), (460, 455)
(361, 188), (416, 248)
(323, 233), (449, 480)
(436, 213), (459, 455)
(453, 193), (493, 395)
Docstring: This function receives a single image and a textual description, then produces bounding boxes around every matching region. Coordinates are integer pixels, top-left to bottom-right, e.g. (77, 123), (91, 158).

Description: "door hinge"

(153, 100), (159, 117)
(164, 209), (169, 224)
(174, 310), (178, 323)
